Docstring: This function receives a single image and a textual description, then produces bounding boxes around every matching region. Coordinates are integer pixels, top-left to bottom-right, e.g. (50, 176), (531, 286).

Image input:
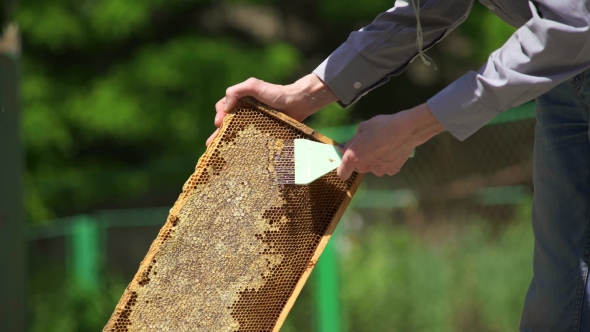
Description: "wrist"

(408, 103), (445, 145)
(288, 74), (339, 114)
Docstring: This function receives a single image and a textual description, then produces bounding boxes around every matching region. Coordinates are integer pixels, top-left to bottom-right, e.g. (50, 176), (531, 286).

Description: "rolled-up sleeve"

(313, 0), (473, 106)
(428, 0), (590, 140)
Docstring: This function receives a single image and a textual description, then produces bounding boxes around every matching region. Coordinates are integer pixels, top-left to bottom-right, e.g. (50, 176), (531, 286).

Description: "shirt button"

(487, 4), (496, 10)
(354, 82), (362, 89)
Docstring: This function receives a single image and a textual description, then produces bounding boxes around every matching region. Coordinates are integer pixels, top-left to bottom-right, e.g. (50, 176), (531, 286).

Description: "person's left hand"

(337, 103), (445, 180)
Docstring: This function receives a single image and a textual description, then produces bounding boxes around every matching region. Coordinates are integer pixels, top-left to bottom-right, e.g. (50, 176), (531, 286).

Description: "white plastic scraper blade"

(294, 139), (342, 185)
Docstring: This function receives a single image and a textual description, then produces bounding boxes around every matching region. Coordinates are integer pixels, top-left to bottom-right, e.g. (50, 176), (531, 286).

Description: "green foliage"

(17, 1), (532, 329)
(29, 268), (126, 332)
(338, 202), (533, 332)
(29, 205), (533, 331)
(16, 0), (301, 221)
(457, 5), (517, 63)
(318, 0), (394, 23)
(15, 0), (518, 221)
(16, 0), (203, 48)
(308, 102), (353, 129)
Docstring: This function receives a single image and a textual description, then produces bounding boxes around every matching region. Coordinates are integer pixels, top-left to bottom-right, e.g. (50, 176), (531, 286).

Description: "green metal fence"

(26, 102), (536, 331)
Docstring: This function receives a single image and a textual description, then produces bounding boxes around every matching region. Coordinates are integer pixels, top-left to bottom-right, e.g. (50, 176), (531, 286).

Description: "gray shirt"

(313, 0), (590, 140)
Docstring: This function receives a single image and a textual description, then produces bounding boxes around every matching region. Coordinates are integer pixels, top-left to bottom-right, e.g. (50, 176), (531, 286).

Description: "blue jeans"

(520, 70), (590, 331)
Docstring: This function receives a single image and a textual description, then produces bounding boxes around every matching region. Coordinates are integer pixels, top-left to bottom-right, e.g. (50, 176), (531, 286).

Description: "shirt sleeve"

(313, 0), (474, 106)
(428, 0), (590, 140)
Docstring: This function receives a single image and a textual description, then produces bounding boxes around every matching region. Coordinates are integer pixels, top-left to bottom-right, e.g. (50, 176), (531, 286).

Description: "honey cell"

(104, 97), (363, 332)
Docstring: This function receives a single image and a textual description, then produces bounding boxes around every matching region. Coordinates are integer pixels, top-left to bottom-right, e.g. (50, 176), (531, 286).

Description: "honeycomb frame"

(104, 97), (364, 331)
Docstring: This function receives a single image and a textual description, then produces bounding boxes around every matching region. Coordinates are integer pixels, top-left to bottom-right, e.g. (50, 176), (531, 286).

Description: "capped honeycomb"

(104, 97), (363, 332)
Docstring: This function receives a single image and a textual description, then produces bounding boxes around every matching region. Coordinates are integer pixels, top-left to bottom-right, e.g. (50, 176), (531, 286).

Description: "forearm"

(408, 103), (446, 146)
(314, 0), (473, 107)
(285, 74), (339, 115)
(336, 102), (445, 180)
(429, 0), (590, 140)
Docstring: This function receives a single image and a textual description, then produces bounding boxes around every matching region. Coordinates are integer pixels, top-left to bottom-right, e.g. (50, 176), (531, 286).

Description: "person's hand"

(337, 103), (445, 180)
(207, 74), (338, 146)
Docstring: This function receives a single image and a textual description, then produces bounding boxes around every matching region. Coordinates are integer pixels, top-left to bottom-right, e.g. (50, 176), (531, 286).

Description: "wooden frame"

(104, 97), (363, 332)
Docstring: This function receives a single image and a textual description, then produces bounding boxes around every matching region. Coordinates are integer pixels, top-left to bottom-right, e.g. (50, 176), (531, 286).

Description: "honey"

(104, 97), (363, 331)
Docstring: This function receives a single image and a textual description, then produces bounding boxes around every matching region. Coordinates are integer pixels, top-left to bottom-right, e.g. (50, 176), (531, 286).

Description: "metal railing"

(26, 104), (536, 331)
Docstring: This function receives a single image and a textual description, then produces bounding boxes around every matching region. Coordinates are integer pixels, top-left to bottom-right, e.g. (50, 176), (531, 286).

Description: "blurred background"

(0, 0), (536, 331)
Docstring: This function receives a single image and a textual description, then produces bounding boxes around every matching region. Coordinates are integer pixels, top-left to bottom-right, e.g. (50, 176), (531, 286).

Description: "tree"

(15, 0), (513, 222)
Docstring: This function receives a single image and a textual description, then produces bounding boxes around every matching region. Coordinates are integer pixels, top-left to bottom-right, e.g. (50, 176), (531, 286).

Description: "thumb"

(338, 123), (365, 153)
(337, 149), (357, 181)
(223, 95), (239, 113)
(337, 141), (350, 153)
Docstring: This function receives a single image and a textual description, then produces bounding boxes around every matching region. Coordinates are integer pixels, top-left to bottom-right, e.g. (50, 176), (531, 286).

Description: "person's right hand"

(207, 74), (339, 146)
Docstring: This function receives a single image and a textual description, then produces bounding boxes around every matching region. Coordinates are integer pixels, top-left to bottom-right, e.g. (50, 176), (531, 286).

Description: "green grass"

(30, 202), (534, 331)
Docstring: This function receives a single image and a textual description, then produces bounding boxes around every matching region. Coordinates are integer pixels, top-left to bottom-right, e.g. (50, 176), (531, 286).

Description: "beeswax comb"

(104, 97), (364, 332)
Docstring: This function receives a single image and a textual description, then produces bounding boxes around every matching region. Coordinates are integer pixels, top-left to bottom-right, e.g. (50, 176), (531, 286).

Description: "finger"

(338, 123), (366, 153)
(206, 128), (220, 147)
(385, 163), (403, 176)
(337, 149), (358, 181)
(374, 169), (385, 177)
(224, 78), (262, 112)
(215, 98), (227, 128)
(337, 141), (348, 153)
(215, 111), (225, 128)
(215, 97), (226, 113)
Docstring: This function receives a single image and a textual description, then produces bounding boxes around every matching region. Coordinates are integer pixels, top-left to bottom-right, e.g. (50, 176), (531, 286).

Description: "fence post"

(316, 232), (341, 332)
(69, 216), (100, 292)
(314, 126), (354, 332)
(0, 23), (25, 332)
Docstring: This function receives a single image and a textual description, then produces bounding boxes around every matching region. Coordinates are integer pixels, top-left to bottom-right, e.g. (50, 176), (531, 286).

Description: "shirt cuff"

(427, 73), (498, 141)
(313, 42), (386, 107)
